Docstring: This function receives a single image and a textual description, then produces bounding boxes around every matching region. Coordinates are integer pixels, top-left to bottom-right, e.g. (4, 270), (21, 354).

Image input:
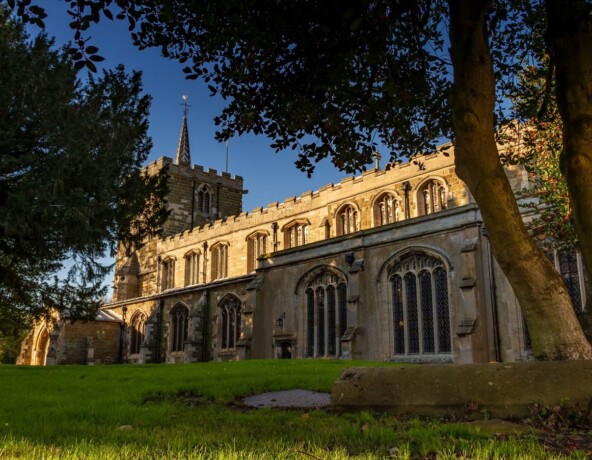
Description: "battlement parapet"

(153, 151), (460, 248)
(145, 156), (244, 191)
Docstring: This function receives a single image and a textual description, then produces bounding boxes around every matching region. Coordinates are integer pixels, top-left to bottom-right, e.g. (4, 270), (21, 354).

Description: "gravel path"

(242, 389), (331, 408)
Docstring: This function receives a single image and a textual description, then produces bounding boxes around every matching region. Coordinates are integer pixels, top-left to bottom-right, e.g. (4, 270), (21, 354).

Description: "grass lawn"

(0, 360), (586, 459)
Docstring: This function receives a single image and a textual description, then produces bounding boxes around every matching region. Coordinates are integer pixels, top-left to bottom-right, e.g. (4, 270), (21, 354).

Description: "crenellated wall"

(146, 156), (245, 237)
(115, 150), (473, 302)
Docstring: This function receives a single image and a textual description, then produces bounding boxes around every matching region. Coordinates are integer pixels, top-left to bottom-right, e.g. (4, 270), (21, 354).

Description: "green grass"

(0, 360), (583, 459)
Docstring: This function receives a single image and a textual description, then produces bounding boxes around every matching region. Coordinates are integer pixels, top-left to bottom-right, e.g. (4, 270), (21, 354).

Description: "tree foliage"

(0, 10), (168, 333)
(503, 64), (577, 253)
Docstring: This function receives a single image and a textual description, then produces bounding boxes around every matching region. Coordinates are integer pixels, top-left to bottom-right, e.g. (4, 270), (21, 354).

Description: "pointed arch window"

(211, 242), (229, 280)
(170, 304), (189, 352)
(304, 271), (348, 357)
(161, 257), (175, 291)
(283, 220), (310, 249)
(545, 250), (587, 313)
(374, 192), (401, 226)
(184, 250), (201, 286)
(336, 204), (360, 236)
(558, 251), (584, 312)
(417, 179), (447, 216)
(197, 185), (212, 214)
(247, 231), (268, 273)
(130, 312), (146, 355)
(220, 296), (241, 350)
(389, 253), (451, 357)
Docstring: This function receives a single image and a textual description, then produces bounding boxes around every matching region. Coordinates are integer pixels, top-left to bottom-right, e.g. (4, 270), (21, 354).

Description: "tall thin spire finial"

(182, 94), (190, 118)
(175, 95), (191, 166)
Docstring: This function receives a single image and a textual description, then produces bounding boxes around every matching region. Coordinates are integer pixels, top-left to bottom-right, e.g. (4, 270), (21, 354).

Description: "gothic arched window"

(130, 312), (146, 355)
(557, 251), (584, 312)
(197, 184), (212, 214)
(211, 242), (229, 280)
(304, 271), (348, 357)
(220, 296), (241, 349)
(336, 204), (360, 236)
(170, 303), (189, 352)
(161, 257), (175, 291)
(373, 192), (401, 226)
(184, 250), (200, 286)
(283, 220), (310, 249)
(246, 231), (268, 273)
(417, 179), (447, 216)
(389, 253), (451, 357)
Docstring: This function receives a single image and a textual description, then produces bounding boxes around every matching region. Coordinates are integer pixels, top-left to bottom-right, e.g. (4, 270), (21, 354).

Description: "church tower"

(155, 96), (245, 236)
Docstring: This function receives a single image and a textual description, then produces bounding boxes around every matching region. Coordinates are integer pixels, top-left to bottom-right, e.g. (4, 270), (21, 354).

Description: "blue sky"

(34, 4), (357, 213)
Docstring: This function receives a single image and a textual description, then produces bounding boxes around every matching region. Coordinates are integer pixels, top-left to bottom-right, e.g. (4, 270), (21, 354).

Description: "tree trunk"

(447, 0), (592, 360)
(546, 0), (592, 308)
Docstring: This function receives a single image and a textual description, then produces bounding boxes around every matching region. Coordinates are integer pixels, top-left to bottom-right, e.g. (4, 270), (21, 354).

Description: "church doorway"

(280, 341), (292, 359)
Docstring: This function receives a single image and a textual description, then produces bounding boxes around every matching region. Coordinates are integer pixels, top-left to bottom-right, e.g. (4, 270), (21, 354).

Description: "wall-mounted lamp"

(275, 312), (286, 328)
(345, 252), (355, 267)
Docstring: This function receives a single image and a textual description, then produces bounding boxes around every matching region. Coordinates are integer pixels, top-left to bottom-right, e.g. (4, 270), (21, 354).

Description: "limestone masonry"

(18, 115), (588, 365)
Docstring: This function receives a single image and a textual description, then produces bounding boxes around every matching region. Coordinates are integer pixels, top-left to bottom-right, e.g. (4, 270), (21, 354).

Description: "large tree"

(545, 0), (592, 305)
(0, 10), (168, 337)
(9, 0), (592, 359)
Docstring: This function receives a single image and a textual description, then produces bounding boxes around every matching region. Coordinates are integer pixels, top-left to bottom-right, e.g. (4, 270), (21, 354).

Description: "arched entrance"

(34, 327), (50, 366)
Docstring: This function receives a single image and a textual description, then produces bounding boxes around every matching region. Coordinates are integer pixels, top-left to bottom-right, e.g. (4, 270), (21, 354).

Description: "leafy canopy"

(0, 10), (168, 329)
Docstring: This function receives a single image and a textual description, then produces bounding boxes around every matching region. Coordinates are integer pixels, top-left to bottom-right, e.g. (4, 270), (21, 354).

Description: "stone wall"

(331, 361), (592, 418)
(115, 151), (472, 303)
(46, 144), (539, 366)
(146, 157), (244, 237)
(17, 318), (121, 365)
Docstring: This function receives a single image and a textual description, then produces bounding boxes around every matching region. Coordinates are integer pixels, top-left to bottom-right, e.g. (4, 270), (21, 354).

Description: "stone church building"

(17, 115), (588, 365)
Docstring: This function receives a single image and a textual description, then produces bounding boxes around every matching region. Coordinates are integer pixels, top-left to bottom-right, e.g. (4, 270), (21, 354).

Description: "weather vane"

(182, 94), (190, 117)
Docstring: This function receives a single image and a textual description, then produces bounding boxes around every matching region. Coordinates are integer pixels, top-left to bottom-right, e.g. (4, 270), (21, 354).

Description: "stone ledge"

(331, 361), (592, 418)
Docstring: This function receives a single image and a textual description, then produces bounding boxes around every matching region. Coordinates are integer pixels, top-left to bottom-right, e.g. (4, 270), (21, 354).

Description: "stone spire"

(175, 95), (191, 166)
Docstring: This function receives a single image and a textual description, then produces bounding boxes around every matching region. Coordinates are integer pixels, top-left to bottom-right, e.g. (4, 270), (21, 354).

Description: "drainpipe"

(156, 255), (162, 292)
(482, 226), (501, 362)
(202, 241), (208, 284)
(216, 182), (221, 218)
(118, 306), (128, 364)
(201, 291), (210, 362)
(155, 299), (165, 363)
(271, 222), (278, 252)
(190, 179), (196, 229)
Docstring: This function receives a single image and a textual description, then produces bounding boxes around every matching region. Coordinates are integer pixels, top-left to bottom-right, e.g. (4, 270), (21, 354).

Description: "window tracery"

(211, 243), (229, 280)
(304, 271), (347, 357)
(283, 221), (310, 248)
(130, 312), (146, 355)
(196, 184), (212, 214)
(247, 232), (268, 272)
(184, 250), (200, 286)
(170, 303), (188, 353)
(417, 179), (447, 216)
(389, 253), (451, 357)
(220, 296), (241, 350)
(337, 204), (360, 235)
(374, 192), (401, 226)
(161, 257), (175, 290)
